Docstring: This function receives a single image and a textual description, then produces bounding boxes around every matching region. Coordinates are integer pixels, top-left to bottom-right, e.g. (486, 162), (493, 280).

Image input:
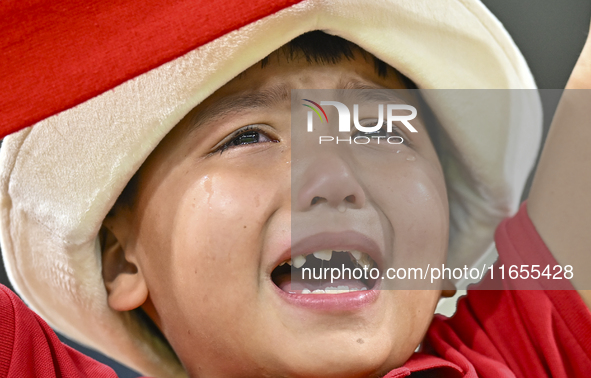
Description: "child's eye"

(352, 119), (410, 145)
(216, 125), (275, 154)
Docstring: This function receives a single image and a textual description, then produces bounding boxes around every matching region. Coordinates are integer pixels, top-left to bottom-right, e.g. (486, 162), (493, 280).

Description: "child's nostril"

(311, 196), (324, 205)
(345, 195), (355, 203)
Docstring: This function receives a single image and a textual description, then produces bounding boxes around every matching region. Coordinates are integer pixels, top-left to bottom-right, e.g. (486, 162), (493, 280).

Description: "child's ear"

(440, 279), (457, 298)
(100, 215), (148, 312)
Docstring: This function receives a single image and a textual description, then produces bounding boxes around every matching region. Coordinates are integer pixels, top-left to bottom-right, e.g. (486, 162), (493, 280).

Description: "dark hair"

(262, 30), (417, 86)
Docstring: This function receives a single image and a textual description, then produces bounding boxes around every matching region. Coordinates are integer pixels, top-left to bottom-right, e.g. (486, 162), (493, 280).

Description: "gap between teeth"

(301, 286), (369, 294)
(281, 250), (374, 269)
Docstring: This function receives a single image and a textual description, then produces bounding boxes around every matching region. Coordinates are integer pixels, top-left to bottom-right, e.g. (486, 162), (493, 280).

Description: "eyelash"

(212, 120), (409, 155)
(215, 125), (276, 154)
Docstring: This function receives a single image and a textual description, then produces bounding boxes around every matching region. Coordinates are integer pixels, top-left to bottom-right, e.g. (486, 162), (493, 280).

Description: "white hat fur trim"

(0, 0), (541, 376)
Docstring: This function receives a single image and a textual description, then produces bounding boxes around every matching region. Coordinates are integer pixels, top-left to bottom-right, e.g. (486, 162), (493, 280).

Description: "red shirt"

(1, 202), (590, 377)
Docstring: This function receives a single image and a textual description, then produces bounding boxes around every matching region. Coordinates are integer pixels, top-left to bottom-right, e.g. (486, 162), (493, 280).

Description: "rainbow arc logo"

(302, 99), (328, 123)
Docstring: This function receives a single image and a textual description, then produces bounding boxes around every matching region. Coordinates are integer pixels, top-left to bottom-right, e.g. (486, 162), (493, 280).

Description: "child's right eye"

(215, 125), (276, 154)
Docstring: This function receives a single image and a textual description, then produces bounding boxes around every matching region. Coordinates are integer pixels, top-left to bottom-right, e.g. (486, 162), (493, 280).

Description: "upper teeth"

(282, 250), (373, 268)
(313, 250), (332, 261)
(292, 255), (306, 268)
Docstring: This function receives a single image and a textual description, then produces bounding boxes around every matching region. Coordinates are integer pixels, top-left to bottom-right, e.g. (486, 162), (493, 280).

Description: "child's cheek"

(141, 146), (290, 368)
(364, 152), (448, 287)
(174, 153), (285, 283)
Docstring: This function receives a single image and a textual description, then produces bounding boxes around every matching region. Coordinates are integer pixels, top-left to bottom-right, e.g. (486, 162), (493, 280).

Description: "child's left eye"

(216, 125), (275, 154)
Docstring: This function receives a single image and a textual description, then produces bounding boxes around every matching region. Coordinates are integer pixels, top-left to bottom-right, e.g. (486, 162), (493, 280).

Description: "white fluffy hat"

(0, 0), (541, 376)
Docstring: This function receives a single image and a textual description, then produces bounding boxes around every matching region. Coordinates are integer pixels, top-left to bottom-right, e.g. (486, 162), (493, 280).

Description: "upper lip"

(271, 230), (384, 273)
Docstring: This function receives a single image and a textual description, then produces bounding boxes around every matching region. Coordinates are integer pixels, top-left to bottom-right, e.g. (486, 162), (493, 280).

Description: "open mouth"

(271, 250), (380, 294)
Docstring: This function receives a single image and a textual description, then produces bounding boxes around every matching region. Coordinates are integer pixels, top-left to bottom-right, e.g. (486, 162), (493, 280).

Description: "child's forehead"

(237, 49), (406, 89)
(194, 82), (408, 131)
(191, 52), (409, 124)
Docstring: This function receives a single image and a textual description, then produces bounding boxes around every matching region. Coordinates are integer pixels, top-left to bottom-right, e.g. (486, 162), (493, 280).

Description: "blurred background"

(1, 0), (590, 376)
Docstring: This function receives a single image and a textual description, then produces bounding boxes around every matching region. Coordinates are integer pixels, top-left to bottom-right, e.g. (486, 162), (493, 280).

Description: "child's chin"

(268, 341), (403, 378)
(276, 358), (396, 378)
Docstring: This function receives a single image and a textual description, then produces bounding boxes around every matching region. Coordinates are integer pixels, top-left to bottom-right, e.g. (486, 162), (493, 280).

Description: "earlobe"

(101, 223), (148, 312)
(440, 279), (457, 298)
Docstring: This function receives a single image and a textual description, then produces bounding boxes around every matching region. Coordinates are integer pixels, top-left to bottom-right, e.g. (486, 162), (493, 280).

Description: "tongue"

(275, 273), (368, 293)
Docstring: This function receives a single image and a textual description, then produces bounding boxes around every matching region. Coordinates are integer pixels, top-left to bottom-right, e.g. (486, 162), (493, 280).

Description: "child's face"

(113, 51), (449, 377)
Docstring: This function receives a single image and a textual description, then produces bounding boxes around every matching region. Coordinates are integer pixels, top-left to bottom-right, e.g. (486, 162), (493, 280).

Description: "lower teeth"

(301, 286), (368, 294)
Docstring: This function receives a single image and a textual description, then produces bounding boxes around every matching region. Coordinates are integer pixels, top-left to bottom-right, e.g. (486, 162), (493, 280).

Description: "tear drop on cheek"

(406, 155), (416, 161)
(396, 150), (401, 154)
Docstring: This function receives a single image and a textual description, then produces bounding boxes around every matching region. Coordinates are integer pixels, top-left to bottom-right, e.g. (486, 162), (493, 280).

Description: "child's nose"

(294, 154), (366, 212)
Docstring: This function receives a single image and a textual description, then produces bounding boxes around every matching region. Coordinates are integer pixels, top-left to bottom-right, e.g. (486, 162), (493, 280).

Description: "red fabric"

(0, 0), (302, 139)
(0, 285), (118, 377)
(0, 202), (590, 377)
(418, 202), (591, 377)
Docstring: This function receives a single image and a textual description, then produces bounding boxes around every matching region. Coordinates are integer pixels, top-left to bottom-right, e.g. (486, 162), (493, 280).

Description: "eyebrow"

(185, 79), (413, 134)
(340, 79), (412, 104)
(186, 83), (291, 133)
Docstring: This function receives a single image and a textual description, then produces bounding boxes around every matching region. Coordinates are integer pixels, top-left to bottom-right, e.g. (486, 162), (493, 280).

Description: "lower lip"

(272, 283), (380, 311)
